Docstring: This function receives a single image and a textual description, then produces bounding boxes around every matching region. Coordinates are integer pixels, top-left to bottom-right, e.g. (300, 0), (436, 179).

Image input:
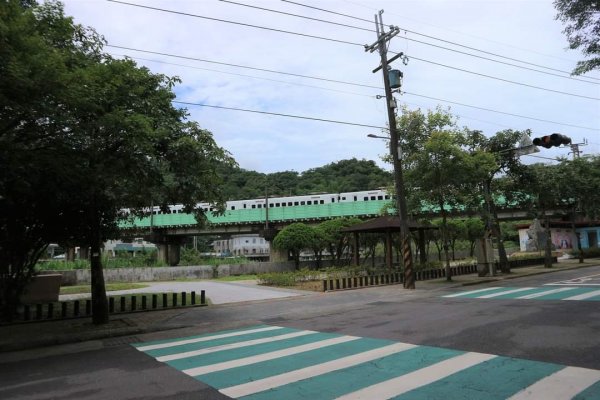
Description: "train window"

(276, 203), (281, 207)
(269, 203), (274, 208)
(371, 196), (376, 200)
(354, 196), (357, 201)
(251, 205), (256, 209)
(332, 198), (335, 202)
(294, 201), (299, 206)
(231, 206), (235, 210)
(257, 204), (262, 209)
(243, 204), (247, 209)
(307, 201), (312, 205)
(282, 203), (287, 207)
(320, 200), (324, 204)
(378, 195), (383, 200)
(364, 197), (368, 201)
(385, 195), (390, 199)
(341, 196), (346, 200)
(300, 201), (305, 205)
(288, 202), (293, 206)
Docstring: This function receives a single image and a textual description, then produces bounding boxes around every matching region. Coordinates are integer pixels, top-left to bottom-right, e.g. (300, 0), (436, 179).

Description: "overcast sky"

(62, 0), (600, 173)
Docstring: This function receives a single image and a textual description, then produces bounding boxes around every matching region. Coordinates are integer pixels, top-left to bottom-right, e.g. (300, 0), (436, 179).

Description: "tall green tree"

(273, 223), (317, 269)
(554, 0), (600, 75)
(0, 1), (235, 323)
(318, 217), (361, 265)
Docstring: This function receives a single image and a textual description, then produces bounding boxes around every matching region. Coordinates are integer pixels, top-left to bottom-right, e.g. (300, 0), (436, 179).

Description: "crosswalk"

(133, 325), (600, 399)
(443, 286), (600, 301)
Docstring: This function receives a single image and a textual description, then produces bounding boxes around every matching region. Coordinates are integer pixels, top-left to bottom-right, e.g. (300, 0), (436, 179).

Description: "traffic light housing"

(532, 133), (571, 149)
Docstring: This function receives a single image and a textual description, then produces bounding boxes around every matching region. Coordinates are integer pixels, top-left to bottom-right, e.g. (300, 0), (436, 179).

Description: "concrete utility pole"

(569, 139), (587, 159)
(365, 10), (415, 289)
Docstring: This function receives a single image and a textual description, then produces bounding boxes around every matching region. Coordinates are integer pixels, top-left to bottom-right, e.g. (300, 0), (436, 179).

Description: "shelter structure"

(342, 216), (438, 268)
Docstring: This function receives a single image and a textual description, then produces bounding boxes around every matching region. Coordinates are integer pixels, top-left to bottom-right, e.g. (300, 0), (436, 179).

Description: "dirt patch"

(292, 280), (324, 292)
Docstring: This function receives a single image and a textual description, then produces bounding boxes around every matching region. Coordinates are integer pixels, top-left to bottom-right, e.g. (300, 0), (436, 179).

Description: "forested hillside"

(218, 158), (392, 200)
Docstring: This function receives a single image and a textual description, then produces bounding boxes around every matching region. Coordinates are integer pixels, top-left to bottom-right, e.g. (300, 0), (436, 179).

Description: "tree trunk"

(544, 213), (553, 269)
(90, 222), (109, 325)
(483, 180), (509, 273)
(440, 206), (452, 281)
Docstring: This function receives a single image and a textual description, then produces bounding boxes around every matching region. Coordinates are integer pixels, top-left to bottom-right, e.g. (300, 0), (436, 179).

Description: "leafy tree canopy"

(554, 0), (600, 75)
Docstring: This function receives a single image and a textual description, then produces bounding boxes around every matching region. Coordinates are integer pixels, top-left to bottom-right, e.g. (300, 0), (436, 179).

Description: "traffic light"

(532, 133), (571, 149)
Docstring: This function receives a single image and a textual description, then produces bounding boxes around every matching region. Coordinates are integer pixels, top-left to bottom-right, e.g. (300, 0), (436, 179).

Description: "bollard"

(162, 293), (168, 308)
(201, 290), (206, 305)
(131, 296), (137, 311)
(182, 292), (187, 306)
(47, 303), (54, 319)
(109, 297), (115, 313)
(152, 294), (158, 309)
(120, 296), (126, 312)
(74, 300), (80, 316)
(36, 304), (42, 320)
(142, 295), (147, 310)
(172, 293), (178, 307)
(61, 302), (68, 318)
(329, 280), (334, 291)
(342, 278), (347, 289)
(354, 277), (358, 287)
(85, 299), (91, 315)
(335, 279), (340, 290)
(191, 291), (196, 305)
(323, 280), (328, 292)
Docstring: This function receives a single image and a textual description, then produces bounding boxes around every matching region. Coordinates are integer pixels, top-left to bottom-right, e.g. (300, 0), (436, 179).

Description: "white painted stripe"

(183, 335), (360, 377)
(563, 289), (600, 301)
(221, 342), (417, 398)
(136, 326), (283, 351)
(443, 287), (502, 298)
(507, 366), (600, 399)
(478, 287), (535, 299)
(516, 287), (577, 299)
(335, 352), (497, 400)
(157, 330), (316, 362)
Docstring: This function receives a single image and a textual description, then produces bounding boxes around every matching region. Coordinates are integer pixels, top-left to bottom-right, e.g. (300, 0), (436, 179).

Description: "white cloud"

(62, 0), (600, 172)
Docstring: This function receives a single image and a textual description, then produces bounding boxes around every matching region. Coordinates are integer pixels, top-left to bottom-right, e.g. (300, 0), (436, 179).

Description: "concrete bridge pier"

(147, 232), (185, 266)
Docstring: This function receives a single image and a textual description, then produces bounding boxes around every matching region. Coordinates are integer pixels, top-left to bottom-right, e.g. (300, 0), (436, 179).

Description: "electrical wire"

(107, 44), (600, 131)
(106, 0), (364, 47)
(221, 0), (597, 84)
(283, 0), (600, 81)
(173, 101), (389, 130)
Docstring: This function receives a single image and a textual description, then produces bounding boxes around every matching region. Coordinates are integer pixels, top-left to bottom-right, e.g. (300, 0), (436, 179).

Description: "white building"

(213, 234), (270, 258)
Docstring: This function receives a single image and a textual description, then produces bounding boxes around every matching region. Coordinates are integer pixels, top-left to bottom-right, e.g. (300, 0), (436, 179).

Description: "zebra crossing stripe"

(563, 289), (600, 301)
(507, 366), (600, 399)
(182, 335), (360, 377)
(443, 287), (502, 298)
(156, 330), (316, 362)
(516, 287), (577, 299)
(478, 287), (535, 298)
(220, 342), (417, 398)
(135, 325), (283, 351)
(334, 352), (497, 400)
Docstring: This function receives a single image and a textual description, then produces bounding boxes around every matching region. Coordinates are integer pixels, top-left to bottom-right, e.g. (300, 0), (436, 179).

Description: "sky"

(61, 0), (600, 173)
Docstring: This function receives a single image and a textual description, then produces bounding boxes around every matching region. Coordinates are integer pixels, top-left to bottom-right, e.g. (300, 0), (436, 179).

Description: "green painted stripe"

(534, 287), (599, 300)
(573, 378), (600, 399)
(449, 287), (519, 299)
(143, 327), (299, 358)
(165, 332), (340, 372)
(131, 324), (272, 348)
(391, 356), (563, 400)
(485, 287), (550, 299)
(239, 345), (464, 400)
(200, 337), (397, 389)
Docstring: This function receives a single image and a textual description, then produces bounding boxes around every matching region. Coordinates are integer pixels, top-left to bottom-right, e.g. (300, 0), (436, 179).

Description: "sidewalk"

(1, 258), (597, 356)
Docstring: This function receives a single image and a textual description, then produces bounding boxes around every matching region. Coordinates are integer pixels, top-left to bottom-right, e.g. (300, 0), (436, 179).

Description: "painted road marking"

(135, 325), (283, 351)
(563, 289), (600, 301)
(516, 287), (577, 299)
(444, 286), (600, 301)
(133, 325), (600, 400)
(507, 366), (600, 399)
(442, 286), (502, 298)
(546, 273), (600, 287)
(335, 352), (497, 400)
(157, 329), (316, 362)
(183, 335), (360, 376)
(221, 342), (416, 398)
(478, 287), (535, 298)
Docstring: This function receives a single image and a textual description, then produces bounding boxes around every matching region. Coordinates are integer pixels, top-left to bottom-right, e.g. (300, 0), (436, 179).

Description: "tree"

(554, 0), (600, 75)
(465, 218), (486, 257)
(446, 219), (467, 260)
(318, 217), (361, 265)
(0, 1), (235, 323)
(273, 223), (317, 269)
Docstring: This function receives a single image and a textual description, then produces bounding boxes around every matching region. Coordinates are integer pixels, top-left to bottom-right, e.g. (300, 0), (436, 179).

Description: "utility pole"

(569, 139), (587, 159)
(365, 10), (415, 289)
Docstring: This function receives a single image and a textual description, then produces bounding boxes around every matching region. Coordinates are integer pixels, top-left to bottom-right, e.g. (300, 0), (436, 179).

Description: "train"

(146, 189), (391, 215)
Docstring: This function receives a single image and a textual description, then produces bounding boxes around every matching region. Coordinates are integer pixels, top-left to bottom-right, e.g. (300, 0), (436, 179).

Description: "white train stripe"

(443, 287), (502, 298)
(220, 342), (417, 398)
(136, 326), (283, 351)
(478, 287), (535, 298)
(516, 287), (577, 299)
(157, 330), (316, 362)
(507, 366), (600, 399)
(183, 335), (360, 377)
(563, 289), (600, 301)
(335, 352), (497, 400)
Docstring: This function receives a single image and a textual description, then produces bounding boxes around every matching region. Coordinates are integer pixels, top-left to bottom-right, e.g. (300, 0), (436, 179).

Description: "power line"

(106, 0), (364, 47)
(283, 0), (600, 82)
(107, 45), (600, 131)
(174, 101), (388, 130)
(404, 54), (600, 101)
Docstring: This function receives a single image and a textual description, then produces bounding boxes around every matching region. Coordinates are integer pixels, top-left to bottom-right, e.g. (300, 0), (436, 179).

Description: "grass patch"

(60, 283), (149, 295)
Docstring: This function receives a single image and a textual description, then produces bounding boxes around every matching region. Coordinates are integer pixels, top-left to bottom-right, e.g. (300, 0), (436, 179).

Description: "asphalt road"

(2, 265), (599, 399)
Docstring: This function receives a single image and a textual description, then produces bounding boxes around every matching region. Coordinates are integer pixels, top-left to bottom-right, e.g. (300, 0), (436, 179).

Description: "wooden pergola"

(343, 216), (438, 268)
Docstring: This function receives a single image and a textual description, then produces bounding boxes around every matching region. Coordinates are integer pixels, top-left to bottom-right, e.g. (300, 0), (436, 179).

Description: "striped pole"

(403, 236), (415, 289)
